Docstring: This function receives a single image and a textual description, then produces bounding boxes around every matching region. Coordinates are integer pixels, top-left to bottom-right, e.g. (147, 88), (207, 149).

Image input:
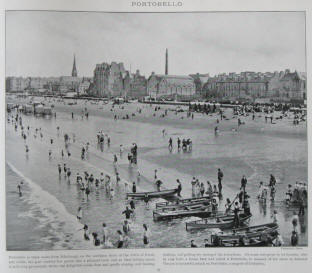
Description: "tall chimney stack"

(165, 48), (168, 75)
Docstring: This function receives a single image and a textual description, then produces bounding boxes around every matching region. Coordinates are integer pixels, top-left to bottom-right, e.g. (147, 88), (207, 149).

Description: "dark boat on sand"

(204, 222), (279, 247)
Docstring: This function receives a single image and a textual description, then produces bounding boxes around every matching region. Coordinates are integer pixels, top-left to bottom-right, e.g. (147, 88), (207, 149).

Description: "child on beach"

(110, 188), (115, 200)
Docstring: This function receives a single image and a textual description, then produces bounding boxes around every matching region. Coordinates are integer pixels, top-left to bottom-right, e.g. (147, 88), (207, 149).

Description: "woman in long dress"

(143, 224), (151, 247)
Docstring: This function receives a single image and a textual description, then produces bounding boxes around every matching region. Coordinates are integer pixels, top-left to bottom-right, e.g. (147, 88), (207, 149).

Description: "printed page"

(0, 0), (311, 272)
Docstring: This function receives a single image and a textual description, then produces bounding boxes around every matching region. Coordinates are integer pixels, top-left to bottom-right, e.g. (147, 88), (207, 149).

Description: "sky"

(6, 11), (306, 77)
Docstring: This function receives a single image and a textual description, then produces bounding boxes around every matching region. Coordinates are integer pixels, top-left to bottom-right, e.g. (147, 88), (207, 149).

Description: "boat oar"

(229, 194), (239, 207)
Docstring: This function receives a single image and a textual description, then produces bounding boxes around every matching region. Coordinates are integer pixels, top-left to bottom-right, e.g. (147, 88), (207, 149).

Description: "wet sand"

(5, 96), (308, 248)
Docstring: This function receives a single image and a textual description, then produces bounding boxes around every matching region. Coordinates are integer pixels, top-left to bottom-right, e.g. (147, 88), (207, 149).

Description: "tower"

(72, 54), (77, 77)
(165, 48), (168, 75)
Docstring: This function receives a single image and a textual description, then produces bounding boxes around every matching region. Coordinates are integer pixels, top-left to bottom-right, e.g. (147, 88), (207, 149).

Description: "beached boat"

(220, 222), (278, 238)
(126, 188), (178, 199)
(185, 213), (252, 231)
(156, 196), (211, 209)
(206, 222), (279, 247)
(205, 237), (267, 247)
(153, 205), (218, 221)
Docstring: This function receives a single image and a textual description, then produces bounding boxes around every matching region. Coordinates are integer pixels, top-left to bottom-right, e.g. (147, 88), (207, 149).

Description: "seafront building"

(5, 52), (306, 103)
(90, 62), (147, 98)
(147, 49), (196, 100)
(6, 77), (30, 92)
(6, 55), (87, 95)
(147, 73), (196, 100)
(125, 70), (148, 98)
(202, 69), (306, 102)
(189, 73), (210, 95)
(91, 62), (127, 97)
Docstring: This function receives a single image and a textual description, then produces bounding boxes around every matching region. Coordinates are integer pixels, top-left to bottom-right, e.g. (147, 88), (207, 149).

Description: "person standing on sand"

(137, 169), (140, 182)
(177, 138), (181, 150)
(191, 177), (197, 197)
(110, 188), (114, 200)
(76, 173), (83, 184)
(123, 220), (130, 234)
(116, 230), (124, 248)
(168, 137), (173, 150)
(129, 199), (135, 210)
(154, 169), (158, 180)
(225, 198), (232, 214)
(241, 175), (247, 191)
(85, 187), (90, 199)
(116, 172), (120, 183)
(105, 175), (111, 193)
(217, 168), (223, 184)
(176, 179), (182, 197)
(100, 172), (105, 187)
(122, 207), (133, 220)
(155, 180), (162, 191)
(233, 202), (240, 228)
(200, 182), (205, 197)
(143, 224), (151, 247)
(102, 223), (108, 245)
(119, 145), (124, 157)
(206, 181), (213, 198)
(17, 181), (23, 195)
(92, 232), (101, 246)
(67, 168), (71, 182)
(77, 207), (83, 220)
(83, 225), (90, 240)
(272, 210), (278, 224)
(143, 194), (149, 209)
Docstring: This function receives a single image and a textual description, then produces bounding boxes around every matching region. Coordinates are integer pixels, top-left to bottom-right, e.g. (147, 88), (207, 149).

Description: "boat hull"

(186, 213), (252, 230)
(153, 208), (215, 221)
(126, 188), (178, 199)
(156, 196), (211, 209)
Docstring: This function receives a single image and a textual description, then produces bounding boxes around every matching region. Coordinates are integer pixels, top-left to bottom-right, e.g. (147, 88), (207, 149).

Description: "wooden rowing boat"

(153, 205), (219, 221)
(156, 196), (211, 209)
(185, 213), (252, 231)
(218, 222), (278, 239)
(205, 238), (267, 247)
(207, 222), (278, 247)
(126, 188), (178, 199)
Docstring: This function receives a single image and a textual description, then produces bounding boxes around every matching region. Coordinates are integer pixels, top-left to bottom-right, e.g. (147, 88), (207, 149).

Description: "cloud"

(6, 11), (306, 77)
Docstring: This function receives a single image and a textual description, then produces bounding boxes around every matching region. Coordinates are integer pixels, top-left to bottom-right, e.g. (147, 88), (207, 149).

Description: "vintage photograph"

(5, 11), (307, 250)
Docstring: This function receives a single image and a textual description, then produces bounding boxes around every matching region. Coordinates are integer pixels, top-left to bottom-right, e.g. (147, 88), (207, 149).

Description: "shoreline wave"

(7, 161), (95, 250)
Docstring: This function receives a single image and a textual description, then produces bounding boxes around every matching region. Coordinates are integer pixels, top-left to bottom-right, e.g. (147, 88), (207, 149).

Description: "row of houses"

(6, 68), (307, 102)
(89, 65), (306, 102)
(6, 76), (91, 96)
(200, 70), (306, 102)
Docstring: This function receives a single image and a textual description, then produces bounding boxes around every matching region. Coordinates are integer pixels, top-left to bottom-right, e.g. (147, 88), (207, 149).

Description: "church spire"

(72, 54), (77, 77)
(165, 48), (168, 75)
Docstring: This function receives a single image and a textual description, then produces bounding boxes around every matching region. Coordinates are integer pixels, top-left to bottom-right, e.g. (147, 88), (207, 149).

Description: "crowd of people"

(6, 98), (307, 248)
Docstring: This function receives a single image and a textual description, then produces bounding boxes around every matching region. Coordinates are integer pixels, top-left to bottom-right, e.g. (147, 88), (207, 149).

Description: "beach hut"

(43, 107), (52, 115)
(22, 104), (33, 114)
(34, 104), (44, 115)
(7, 103), (15, 111)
